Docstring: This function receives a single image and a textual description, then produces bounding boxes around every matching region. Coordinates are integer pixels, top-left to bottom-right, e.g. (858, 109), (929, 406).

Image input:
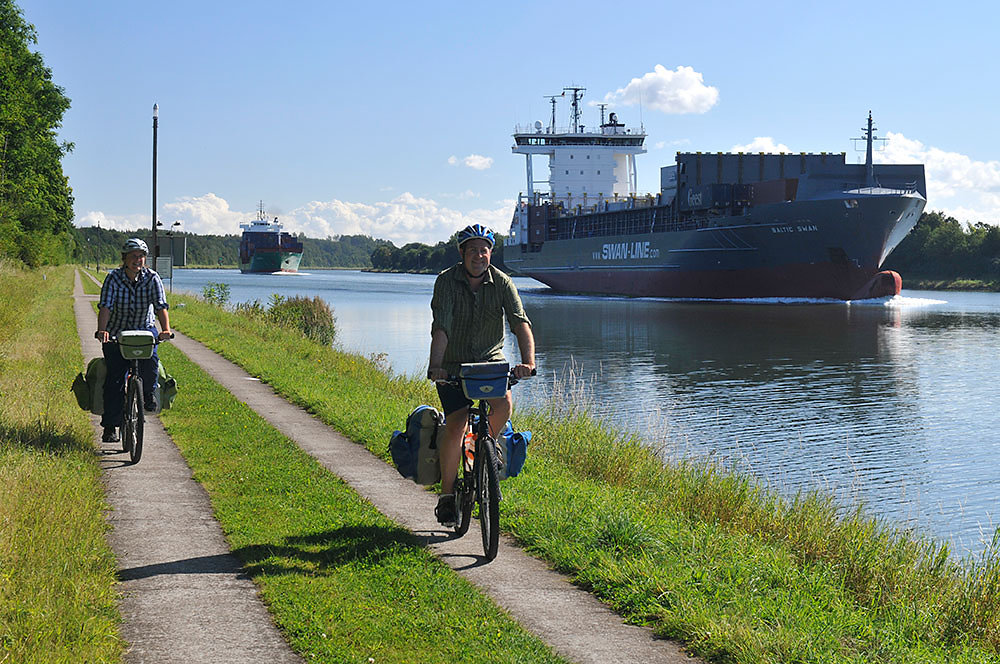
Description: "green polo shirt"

(431, 263), (531, 374)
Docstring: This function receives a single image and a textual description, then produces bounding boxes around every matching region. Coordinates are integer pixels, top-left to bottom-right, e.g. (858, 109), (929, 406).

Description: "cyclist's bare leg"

(485, 391), (512, 441)
(438, 406), (469, 495)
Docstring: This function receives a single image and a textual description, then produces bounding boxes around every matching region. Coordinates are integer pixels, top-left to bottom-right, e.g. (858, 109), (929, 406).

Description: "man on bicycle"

(94, 238), (172, 443)
(427, 224), (535, 526)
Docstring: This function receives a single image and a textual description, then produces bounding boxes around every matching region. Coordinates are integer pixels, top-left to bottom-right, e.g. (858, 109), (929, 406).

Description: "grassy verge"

(153, 342), (565, 663)
(0, 263), (122, 663)
(905, 278), (1000, 292)
(167, 291), (1000, 663)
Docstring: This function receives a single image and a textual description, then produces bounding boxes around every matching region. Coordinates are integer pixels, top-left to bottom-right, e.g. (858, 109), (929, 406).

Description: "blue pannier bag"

(504, 430), (531, 479)
(495, 420), (531, 480)
(389, 405), (443, 485)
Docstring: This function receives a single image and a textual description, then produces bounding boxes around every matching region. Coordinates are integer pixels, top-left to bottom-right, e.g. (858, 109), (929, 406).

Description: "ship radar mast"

(564, 86), (586, 133)
(852, 111), (886, 188)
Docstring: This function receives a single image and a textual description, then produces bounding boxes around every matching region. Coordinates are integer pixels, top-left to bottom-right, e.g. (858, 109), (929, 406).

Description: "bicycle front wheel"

(124, 376), (144, 464)
(477, 435), (501, 561)
(454, 475), (474, 536)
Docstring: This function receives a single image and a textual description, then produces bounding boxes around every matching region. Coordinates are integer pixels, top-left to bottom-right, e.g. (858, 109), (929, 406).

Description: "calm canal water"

(171, 268), (1000, 559)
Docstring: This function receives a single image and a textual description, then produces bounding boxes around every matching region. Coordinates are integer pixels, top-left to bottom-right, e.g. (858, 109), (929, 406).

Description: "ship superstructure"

(238, 202), (303, 273)
(505, 91), (926, 300)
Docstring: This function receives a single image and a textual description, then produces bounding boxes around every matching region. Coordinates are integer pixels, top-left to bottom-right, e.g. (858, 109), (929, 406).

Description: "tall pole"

(152, 103), (159, 260)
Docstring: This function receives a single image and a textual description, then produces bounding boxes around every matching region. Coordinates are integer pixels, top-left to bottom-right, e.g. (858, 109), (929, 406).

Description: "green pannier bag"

(71, 356), (177, 414)
(84, 357), (107, 415)
(155, 360), (178, 411)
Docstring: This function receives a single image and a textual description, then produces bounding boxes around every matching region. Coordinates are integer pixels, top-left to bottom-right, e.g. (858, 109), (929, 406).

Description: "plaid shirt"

(431, 263), (531, 374)
(99, 267), (169, 336)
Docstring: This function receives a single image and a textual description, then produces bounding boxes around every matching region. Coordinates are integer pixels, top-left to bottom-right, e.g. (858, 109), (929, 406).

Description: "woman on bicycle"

(427, 224), (535, 526)
(94, 238), (172, 443)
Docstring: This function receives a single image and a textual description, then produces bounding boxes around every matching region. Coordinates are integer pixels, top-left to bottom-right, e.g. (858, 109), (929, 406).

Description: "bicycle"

(105, 330), (172, 464)
(440, 361), (534, 562)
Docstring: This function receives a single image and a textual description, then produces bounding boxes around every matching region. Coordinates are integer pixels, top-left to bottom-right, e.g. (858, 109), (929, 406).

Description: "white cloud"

(440, 189), (480, 200)
(604, 65), (718, 114)
(730, 137), (793, 153)
(285, 193), (509, 245)
(448, 154), (493, 170)
(87, 192), (511, 246)
(163, 193), (245, 236)
(875, 132), (1000, 224)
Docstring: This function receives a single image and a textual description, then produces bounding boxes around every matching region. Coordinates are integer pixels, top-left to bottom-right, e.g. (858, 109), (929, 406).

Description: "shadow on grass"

(0, 420), (90, 454)
(233, 524), (425, 577)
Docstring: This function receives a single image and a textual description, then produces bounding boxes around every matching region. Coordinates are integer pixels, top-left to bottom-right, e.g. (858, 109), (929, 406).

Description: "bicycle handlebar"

(429, 367), (537, 386)
(97, 332), (174, 343)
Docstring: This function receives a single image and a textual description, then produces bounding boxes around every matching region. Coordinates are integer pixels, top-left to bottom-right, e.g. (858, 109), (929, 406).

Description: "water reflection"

(523, 293), (1000, 556)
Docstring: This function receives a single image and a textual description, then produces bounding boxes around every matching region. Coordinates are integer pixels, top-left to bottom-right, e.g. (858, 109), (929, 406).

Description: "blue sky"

(18, 0), (1000, 245)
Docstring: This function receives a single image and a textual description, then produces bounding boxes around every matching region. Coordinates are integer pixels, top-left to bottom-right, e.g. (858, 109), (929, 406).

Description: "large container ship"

(504, 87), (926, 300)
(238, 203), (303, 273)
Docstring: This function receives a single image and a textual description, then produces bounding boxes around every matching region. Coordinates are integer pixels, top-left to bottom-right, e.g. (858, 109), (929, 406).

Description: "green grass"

(167, 291), (1000, 663)
(0, 263), (123, 663)
(905, 278), (1000, 292)
(155, 342), (566, 663)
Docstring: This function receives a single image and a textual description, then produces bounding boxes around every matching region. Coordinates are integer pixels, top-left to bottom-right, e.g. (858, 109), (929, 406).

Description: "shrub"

(267, 295), (336, 346)
(201, 282), (231, 307)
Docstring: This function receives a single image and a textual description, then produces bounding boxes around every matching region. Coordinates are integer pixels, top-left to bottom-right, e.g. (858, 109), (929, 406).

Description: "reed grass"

(168, 288), (1000, 663)
(0, 265), (122, 663)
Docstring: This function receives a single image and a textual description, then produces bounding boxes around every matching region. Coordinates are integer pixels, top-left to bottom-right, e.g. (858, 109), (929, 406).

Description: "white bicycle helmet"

(122, 238), (149, 255)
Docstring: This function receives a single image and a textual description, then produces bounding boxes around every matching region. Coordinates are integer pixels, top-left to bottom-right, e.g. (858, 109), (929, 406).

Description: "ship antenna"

(597, 103), (607, 126)
(258, 200), (266, 222)
(564, 86), (586, 133)
(543, 92), (563, 133)
(865, 110), (876, 187)
(852, 111), (885, 188)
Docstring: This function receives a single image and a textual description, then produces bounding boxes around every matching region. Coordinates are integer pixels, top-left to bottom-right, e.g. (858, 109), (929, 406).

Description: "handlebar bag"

(459, 362), (509, 400)
(118, 330), (156, 360)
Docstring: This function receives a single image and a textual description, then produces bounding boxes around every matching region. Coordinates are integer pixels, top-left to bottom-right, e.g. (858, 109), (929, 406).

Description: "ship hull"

(505, 194), (925, 300)
(239, 249), (302, 274)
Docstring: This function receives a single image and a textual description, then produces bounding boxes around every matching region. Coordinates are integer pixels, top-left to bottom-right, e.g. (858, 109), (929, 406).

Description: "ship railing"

(842, 183), (921, 196)
(533, 193), (662, 217)
(514, 124), (644, 136)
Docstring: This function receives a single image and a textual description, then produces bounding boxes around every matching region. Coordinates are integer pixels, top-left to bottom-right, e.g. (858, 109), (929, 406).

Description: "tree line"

(0, 0), (75, 267)
(75, 226), (389, 269)
(370, 233), (508, 274)
(884, 211), (1000, 285)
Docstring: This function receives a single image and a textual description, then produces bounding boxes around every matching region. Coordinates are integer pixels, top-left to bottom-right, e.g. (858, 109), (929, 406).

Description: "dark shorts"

(436, 381), (510, 418)
(436, 381), (473, 417)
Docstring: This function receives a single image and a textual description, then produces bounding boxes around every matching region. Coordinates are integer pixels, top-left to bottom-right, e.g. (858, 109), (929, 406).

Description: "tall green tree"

(0, 0), (74, 267)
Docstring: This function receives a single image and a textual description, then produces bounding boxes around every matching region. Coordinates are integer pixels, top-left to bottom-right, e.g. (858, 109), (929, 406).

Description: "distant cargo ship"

(504, 87), (926, 300)
(238, 203), (303, 273)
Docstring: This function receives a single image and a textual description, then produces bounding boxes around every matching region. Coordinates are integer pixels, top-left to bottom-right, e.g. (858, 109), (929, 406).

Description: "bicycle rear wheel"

(477, 435), (501, 561)
(124, 376), (145, 464)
